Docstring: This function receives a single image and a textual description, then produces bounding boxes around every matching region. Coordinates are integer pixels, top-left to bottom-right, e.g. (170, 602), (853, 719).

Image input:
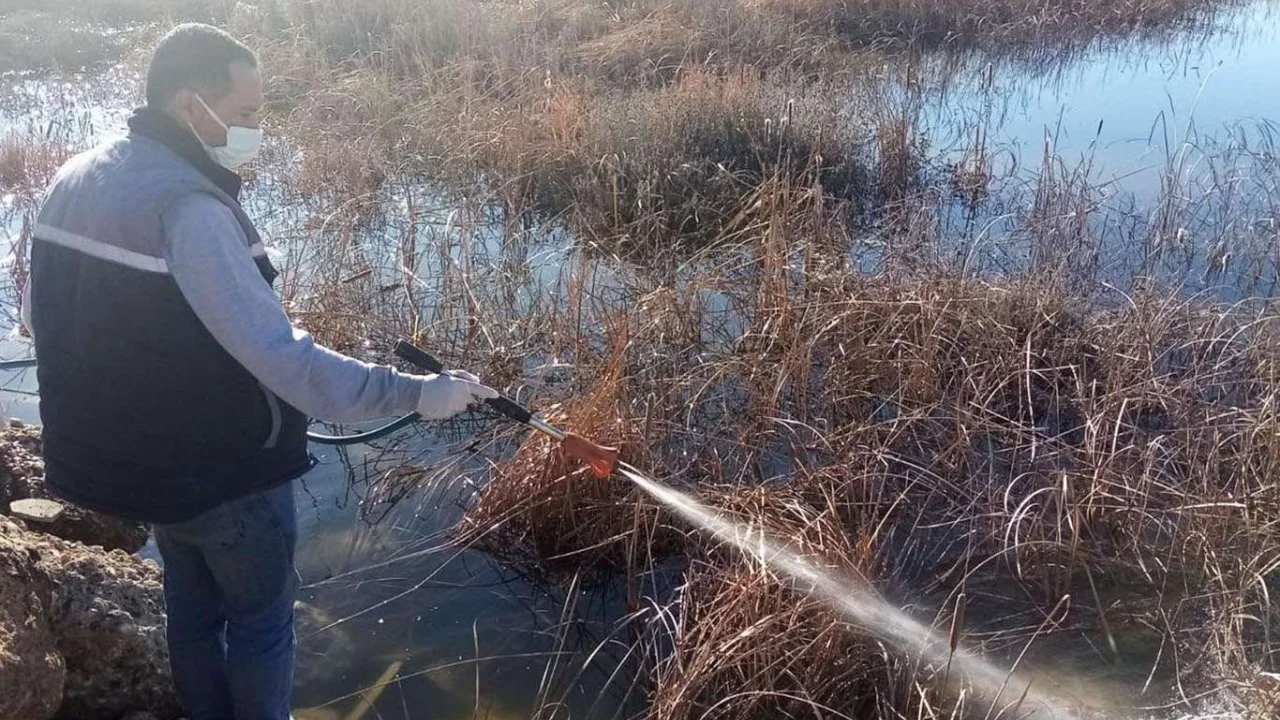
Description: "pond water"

(922, 0), (1280, 194)
(908, 0), (1280, 295)
(1, 2), (1279, 717)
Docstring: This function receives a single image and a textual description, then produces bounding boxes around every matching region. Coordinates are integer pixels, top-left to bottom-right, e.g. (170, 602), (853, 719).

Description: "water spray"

(396, 340), (1086, 720)
(618, 464), (1085, 720)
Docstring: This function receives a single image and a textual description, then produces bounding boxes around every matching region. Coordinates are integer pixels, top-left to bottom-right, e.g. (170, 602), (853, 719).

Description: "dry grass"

(649, 486), (937, 720)
(249, 0), (1230, 85)
(455, 219), (1280, 713)
(458, 69), (871, 254)
(455, 335), (686, 580)
(8, 0), (1274, 715)
(215, 0), (1237, 254)
(0, 136), (74, 202)
(767, 0), (1235, 50)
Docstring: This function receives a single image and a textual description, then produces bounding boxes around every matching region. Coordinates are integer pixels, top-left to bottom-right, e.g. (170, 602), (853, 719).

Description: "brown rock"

(50, 547), (178, 719)
(0, 517), (65, 720)
(0, 515), (181, 719)
(0, 421), (149, 554)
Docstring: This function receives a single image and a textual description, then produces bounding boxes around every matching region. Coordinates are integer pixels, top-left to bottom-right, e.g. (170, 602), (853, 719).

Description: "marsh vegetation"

(3, 0), (1280, 717)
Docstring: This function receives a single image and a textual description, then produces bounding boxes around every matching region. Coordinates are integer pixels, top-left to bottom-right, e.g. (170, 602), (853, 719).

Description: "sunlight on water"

(619, 464), (1095, 720)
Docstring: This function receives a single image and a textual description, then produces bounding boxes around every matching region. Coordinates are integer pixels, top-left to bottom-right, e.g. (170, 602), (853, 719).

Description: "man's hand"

(416, 370), (499, 420)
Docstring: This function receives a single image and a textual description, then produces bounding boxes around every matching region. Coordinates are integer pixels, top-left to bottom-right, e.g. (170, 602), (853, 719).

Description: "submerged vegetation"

(4, 0), (1280, 717)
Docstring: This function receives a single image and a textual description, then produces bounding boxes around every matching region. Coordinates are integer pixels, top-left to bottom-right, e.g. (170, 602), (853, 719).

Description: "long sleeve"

(162, 193), (426, 423)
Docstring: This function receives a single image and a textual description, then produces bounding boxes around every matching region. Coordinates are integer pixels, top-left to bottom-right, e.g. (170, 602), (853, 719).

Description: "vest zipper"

(260, 383), (282, 449)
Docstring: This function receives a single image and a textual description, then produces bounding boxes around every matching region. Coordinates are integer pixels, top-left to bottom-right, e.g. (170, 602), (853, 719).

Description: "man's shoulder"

(51, 134), (211, 201)
(39, 135), (218, 237)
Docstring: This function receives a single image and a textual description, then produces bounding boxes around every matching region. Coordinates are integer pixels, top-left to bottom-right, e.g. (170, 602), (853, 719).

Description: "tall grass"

(649, 486), (942, 720)
(436, 172), (1280, 714)
(215, 0), (1242, 256)
(6, 0), (1277, 716)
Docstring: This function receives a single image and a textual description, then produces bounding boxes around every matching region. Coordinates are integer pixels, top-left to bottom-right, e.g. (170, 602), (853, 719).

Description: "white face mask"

(191, 93), (262, 170)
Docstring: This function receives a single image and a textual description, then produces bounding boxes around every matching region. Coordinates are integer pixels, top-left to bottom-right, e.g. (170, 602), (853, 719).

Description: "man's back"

(26, 25), (497, 720)
(32, 129), (311, 523)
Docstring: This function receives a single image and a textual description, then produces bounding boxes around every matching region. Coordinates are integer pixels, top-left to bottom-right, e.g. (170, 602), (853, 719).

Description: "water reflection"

(916, 0), (1280, 193)
(885, 0), (1280, 295)
(1, 3), (1279, 717)
(278, 434), (651, 719)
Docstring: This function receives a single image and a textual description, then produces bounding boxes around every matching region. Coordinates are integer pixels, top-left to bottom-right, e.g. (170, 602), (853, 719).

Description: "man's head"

(145, 23), (263, 152)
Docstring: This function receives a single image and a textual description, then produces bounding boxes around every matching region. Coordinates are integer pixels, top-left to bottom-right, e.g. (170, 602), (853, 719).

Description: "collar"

(127, 106), (244, 201)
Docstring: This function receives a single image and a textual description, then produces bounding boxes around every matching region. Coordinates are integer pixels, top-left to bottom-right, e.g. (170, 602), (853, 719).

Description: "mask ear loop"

(193, 93), (230, 133)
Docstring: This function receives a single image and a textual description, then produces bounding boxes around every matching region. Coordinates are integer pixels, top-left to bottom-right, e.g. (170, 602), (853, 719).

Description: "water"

(2, 3), (1279, 717)
(898, 0), (1280, 294)
(921, 0), (1280, 200)
(286, 442), (625, 718)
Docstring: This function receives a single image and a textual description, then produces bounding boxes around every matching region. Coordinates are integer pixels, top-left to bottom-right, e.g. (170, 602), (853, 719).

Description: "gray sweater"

(160, 193), (426, 423)
(20, 187), (427, 422)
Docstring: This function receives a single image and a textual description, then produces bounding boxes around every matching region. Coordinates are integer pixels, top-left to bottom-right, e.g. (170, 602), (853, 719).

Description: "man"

(25, 23), (498, 720)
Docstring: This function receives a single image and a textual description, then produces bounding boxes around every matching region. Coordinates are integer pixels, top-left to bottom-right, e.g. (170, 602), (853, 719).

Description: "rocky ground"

(0, 422), (180, 720)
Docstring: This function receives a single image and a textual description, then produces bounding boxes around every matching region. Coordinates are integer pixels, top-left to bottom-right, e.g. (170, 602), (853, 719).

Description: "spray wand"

(393, 340), (620, 479)
(0, 341), (621, 474)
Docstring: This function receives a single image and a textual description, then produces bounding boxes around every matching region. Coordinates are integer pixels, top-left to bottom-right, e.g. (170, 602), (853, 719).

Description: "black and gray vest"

(30, 132), (310, 523)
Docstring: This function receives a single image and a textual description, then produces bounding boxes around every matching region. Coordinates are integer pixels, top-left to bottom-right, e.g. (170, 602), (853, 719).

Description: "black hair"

(144, 23), (258, 109)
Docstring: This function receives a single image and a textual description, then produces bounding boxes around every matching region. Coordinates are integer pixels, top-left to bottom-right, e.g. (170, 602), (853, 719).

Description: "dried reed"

(647, 485), (941, 720)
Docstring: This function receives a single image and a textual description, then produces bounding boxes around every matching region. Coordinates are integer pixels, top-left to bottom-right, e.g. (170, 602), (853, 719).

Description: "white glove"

(415, 370), (499, 420)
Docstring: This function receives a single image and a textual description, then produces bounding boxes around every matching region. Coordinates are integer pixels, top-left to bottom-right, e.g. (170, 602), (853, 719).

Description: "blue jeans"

(154, 482), (298, 720)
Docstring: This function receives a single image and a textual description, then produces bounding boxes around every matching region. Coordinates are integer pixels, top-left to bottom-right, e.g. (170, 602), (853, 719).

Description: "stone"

(0, 517), (66, 720)
(0, 515), (180, 719)
(0, 422), (148, 554)
(45, 544), (179, 719)
(10, 498), (65, 524)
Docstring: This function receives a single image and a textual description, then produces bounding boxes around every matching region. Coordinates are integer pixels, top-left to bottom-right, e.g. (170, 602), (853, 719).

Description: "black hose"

(306, 413), (422, 445)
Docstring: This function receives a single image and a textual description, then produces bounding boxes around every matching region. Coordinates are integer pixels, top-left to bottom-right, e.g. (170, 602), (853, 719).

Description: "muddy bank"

(0, 422), (178, 720)
(0, 512), (179, 720)
(0, 421), (148, 553)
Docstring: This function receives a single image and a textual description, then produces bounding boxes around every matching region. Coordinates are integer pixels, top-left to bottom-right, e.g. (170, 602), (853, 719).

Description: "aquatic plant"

(649, 487), (917, 720)
(5, 0), (1278, 716)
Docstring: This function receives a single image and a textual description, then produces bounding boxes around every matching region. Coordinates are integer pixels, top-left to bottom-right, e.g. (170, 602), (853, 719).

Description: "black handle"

(394, 340), (445, 374)
(394, 340), (533, 425)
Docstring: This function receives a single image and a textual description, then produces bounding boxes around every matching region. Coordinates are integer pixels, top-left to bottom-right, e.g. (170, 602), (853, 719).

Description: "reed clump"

(455, 372), (685, 581)
(648, 485), (942, 720)
(222, 0), (1234, 252)
(250, 0), (1230, 87)
(455, 246), (1280, 712)
(0, 136), (74, 203)
(460, 69), (872, 254)
(763, 0), (1234, 51)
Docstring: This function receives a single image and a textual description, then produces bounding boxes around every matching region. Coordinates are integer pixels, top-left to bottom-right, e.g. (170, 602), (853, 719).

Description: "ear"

(169, 88), (199, 127)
